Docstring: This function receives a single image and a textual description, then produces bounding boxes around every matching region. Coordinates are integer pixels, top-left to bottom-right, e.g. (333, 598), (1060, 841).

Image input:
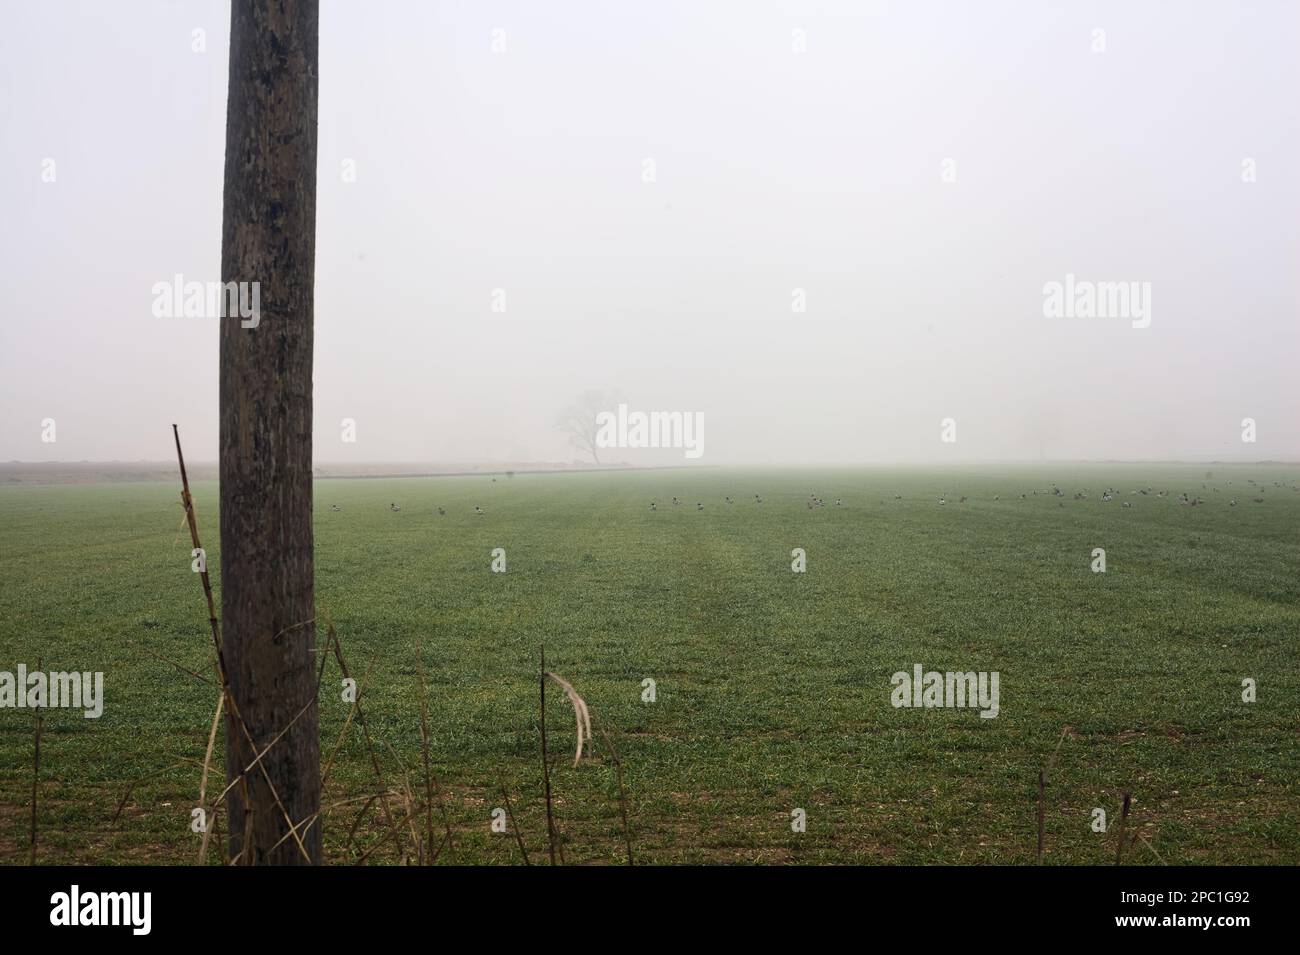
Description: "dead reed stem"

(499, 782), (531, 865)
(1115, 791), (1132, 865)
(197, 691), (225, 864)
(142, 646), (215, 686)
(344, 793), (382, 859)
(1036, 725), (1070, 864)
(329, 626), (407, 862)
(599, 729), (634, 866)
(30, 656), (41, 865)
(539, 645), (558, 865)
(111, 761), (191, 829)
(172, 425), (220, 655)
(381, 741), (422, 864)
(321, 686), (362, 788)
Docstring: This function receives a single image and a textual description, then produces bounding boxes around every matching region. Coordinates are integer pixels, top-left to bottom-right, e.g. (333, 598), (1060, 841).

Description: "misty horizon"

(3, 0), (1297, 466)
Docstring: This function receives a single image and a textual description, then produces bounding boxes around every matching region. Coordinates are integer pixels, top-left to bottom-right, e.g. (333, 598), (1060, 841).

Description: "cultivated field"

(1, 465), (1297, 864)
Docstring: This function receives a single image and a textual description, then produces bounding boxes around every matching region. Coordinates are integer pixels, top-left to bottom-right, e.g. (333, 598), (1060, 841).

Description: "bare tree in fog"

(557, 389), (611, 465)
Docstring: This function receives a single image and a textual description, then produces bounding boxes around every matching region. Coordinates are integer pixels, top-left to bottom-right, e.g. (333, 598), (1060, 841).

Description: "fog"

(2, 0), (1296, 466)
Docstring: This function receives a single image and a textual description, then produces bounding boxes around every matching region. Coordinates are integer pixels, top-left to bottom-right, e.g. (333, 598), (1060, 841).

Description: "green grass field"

(1, 465), (1297, 865)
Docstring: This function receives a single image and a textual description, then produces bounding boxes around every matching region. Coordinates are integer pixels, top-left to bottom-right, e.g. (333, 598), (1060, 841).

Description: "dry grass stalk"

(111, 761), (191, 829)
(317, 620), (359, 788)
(539, 645), (558, 865)
(328, 625), (407, 862)
(321, 685), (362, 788)
(351, 789), (427, 866)
(232, 809), (255, 866)
(268, 792), (379, 856)
(1036, 725), (1070, 864)
(544, 671), (592, 768)
(212, 807), (227, 864)
(1136, 831), (1164, 864)
(344, 793), (383, 858)
(141, 646), (215, 686)
(499, 781), (531, 865)
(30, 656), (41, 865)
(382, 740), (424, 864)
(1115, 791), (1132, 865)
(599, 729), (634, 866)
(197, 691), (225, 864)
(172, 425), (221, 655)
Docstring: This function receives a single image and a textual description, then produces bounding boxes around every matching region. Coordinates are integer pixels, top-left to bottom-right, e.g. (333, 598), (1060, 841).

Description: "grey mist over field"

(1, 0), (1297, 467)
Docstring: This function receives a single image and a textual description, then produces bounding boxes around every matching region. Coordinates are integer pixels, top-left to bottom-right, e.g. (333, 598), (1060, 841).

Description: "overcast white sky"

(1, 0), (1296, 465)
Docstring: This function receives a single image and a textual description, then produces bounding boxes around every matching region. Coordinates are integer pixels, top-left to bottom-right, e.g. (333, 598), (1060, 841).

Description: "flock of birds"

(643, 479), (1297, 512)
(328, 502), (484, 514)
(324, 478), (1297, 516)
(650, 493), (844, 511)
